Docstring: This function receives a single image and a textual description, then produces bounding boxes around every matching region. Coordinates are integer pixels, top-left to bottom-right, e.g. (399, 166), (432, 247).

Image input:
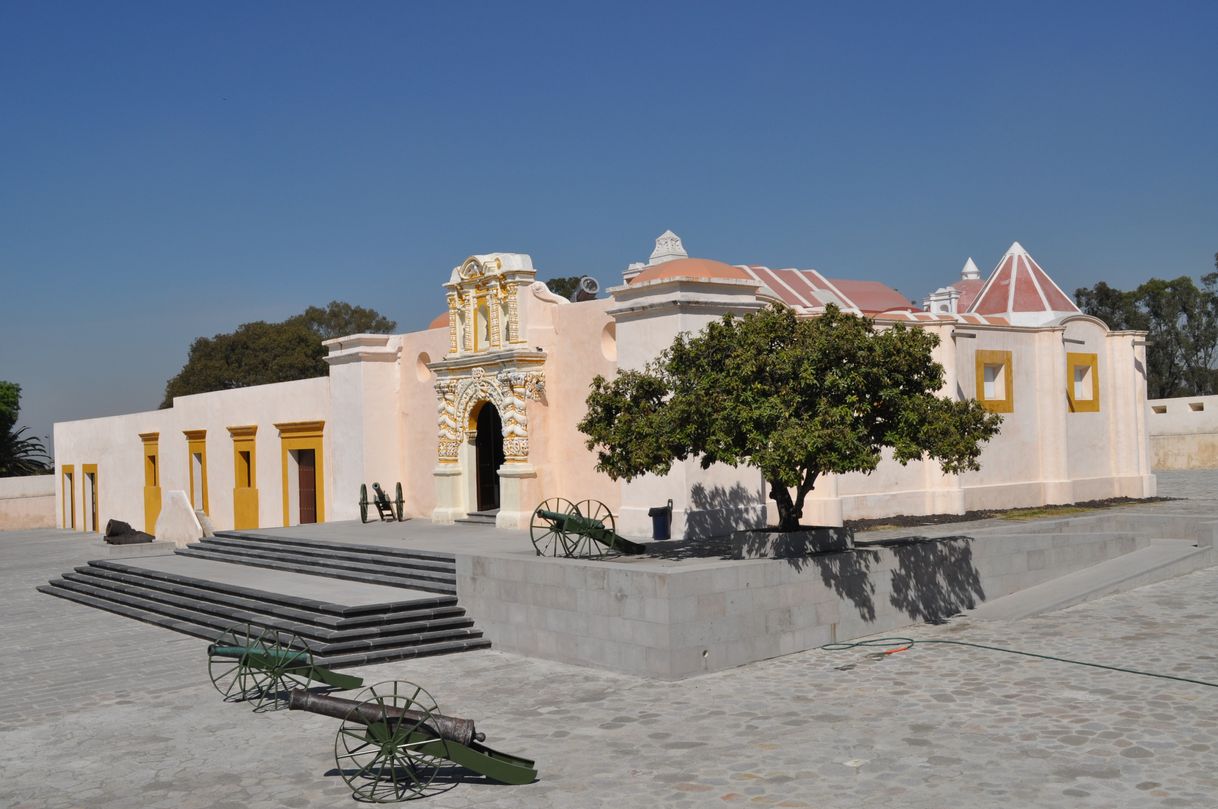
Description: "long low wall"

(455, 510), (1216, 679)
(0, 475), (56, 530)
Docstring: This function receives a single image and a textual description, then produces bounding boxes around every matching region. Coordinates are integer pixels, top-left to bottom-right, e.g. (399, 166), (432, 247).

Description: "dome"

(428, 312), (449, 329)
(628, 257), (751, 285)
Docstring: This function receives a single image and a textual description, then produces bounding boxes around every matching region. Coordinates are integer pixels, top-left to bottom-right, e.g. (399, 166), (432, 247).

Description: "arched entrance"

(474, 402), (505, 512)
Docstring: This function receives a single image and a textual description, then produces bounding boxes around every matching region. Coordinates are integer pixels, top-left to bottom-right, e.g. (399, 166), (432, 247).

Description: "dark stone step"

(61, 571), (475, 643)
(75, 564), (464, 630)
(213, 531), (455, 565)
(89, 559), (450, 616)
(314, 637), (492, 668)
(198, 536), (456, 575)
(38, 584), (487, 670)
(41, 579), (482, 656)
(174, 548), (457, 595)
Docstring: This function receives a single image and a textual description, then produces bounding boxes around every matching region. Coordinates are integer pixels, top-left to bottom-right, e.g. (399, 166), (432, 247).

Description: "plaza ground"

(3, 471), (1217, 808)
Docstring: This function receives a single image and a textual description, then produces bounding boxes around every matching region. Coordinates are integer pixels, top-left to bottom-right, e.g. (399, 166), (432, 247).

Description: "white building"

(54, 234), (1155, 540)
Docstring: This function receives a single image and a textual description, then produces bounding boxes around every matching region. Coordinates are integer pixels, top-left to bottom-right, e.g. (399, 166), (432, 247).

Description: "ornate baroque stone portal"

(429, 253), (546, 528)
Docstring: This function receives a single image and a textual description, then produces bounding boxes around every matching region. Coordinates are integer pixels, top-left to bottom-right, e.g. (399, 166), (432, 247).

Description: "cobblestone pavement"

(4, 471), (1218, 809)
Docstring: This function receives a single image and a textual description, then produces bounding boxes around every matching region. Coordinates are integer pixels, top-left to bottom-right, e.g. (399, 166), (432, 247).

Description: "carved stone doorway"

(474, 402), (504, 512)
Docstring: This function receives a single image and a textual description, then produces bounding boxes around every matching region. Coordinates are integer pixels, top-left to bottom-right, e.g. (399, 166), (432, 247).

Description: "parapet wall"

(0, 475), (55, 530)
(1148, 394), (1218, 469)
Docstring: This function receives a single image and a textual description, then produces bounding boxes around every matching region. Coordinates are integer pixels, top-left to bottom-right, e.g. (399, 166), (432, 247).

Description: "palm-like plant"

(0, 425), (52, 476)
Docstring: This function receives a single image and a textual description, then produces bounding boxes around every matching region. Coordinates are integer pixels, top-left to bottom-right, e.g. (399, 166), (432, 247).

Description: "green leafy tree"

(579, 305), (1003, 531)
(160, 301), (396, 407)
(1075, 273), (1218, 398)
(543, 276), (583, 299)
(0, 381), (52, 476)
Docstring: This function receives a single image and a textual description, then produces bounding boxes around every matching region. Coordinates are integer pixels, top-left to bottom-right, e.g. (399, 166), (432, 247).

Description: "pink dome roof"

(428, 312), (449, 330)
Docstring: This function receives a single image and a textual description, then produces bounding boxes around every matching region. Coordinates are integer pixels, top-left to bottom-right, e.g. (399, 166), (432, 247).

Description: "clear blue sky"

(2, 1), (1216, 449)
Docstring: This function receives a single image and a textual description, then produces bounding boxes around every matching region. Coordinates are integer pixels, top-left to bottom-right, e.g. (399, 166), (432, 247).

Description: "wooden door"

(297, 449), (317, 524)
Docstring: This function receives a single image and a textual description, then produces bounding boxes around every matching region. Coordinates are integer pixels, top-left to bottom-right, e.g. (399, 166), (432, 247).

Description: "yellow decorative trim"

(141, 433), (161, 533)
(62, 464), (75, 529)
(1066, 352), (1101, 413)
(975, 349), (1014, 413)
(185, 430), (208, 513)
(276, 421), (325, 526)
(229, 425), (258, 529)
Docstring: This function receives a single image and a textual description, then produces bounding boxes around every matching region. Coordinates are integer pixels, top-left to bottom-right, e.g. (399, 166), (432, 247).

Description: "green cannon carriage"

(529, 498), (647, 558)
(207, 622), (363, 711)
(289, 680), (537, 801)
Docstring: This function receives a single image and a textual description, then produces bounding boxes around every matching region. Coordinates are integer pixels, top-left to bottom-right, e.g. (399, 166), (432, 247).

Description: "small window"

(1151, 405), (1167, 414)
(1066, 352), (1100, 413)
(975, 350), (1013, 413)
(1189, 402), (1204, 412)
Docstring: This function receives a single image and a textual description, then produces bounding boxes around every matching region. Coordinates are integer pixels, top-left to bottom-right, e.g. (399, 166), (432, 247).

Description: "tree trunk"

(767, 470), (819, 532)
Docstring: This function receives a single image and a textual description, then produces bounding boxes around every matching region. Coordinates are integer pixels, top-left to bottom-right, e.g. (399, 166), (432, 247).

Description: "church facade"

(53, 233), (1156, 539)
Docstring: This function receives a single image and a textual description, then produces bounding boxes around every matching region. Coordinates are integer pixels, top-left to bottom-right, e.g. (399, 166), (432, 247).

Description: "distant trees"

(543, 276), (583, 299)
(1075, 258), (1218, 399)
(160, 301), (396, 407)
(0, 381), (52, 477)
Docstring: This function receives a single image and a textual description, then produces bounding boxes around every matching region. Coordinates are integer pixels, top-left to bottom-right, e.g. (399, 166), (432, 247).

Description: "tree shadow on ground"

(875, 535), (986, 623)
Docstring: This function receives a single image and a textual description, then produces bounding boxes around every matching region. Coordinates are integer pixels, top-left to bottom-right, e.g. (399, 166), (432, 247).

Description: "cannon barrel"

(208, 644), (309, 663)
(288, 689), (484, 745)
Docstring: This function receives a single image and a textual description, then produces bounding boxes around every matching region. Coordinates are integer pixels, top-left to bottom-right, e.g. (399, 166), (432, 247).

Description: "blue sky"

(2, 1), (1216, 448)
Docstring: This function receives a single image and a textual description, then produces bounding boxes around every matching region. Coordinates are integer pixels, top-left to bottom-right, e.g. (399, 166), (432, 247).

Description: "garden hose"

(822, 637), (1218, 689)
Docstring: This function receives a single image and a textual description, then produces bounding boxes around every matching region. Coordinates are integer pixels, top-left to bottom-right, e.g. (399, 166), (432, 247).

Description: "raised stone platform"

(233, 507), (1218, 679)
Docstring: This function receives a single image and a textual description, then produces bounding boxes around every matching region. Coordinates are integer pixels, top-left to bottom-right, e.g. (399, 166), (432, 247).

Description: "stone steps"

(176, 533), (457, 594)
(37, 535), (490, 668)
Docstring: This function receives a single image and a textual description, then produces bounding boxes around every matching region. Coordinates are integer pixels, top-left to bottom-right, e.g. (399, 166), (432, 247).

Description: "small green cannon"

(289, 680), (537, 801)
(207, 622), (363, 711)
(529, 498), (646, 558)
(360, 482), (405, 523)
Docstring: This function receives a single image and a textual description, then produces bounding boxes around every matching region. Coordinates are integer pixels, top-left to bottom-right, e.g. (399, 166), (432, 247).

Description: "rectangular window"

(975, 349), (1013, 413)
(1066, 352), (1100, 413)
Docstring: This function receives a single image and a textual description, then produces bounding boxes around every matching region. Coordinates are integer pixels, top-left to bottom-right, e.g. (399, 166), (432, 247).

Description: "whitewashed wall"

(0, 474), (55, 530)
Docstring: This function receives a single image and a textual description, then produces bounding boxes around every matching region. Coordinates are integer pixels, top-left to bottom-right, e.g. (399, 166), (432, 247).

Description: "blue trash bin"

(647, 499), (674, 540)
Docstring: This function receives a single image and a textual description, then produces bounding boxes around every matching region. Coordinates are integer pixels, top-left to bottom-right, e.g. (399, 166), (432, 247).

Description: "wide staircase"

(38, 530), (489, 668)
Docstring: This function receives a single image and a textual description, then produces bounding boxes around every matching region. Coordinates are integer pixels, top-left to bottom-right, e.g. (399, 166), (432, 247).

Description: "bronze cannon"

(288, 680), (537, 801)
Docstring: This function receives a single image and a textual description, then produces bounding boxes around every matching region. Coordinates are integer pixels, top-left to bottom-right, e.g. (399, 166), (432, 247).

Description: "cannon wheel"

(336, 680), (454, 802)
(530, 497), (578, 557)
(359, 484), (370, 524)
(394, 482), (405, 522)
(573, 499), (616, 558)
(207, 622), (315, 712)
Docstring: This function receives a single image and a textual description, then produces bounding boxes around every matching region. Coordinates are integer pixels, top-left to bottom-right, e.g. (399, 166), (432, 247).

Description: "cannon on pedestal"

(529, 498), (646, 558)
(207, 622), (363, 711)
(360, 482), (405, 523)
(289, 680), (537, 801)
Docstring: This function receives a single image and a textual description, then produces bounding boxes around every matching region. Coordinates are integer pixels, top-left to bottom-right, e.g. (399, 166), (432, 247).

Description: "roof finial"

(648, 230), (688, 265)
(1006, 241), (1028, 257)
(961, 257), (981, 281)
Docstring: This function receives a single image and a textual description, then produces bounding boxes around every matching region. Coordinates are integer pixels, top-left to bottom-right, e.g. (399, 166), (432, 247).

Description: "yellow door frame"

(184, 429), (209, 513)
(140, 432), (161, 533)
(62, 464), (75, 529)
(229, 425), (259, 529)
(275, 421), (325, 527)
(81, 463), (99, 533)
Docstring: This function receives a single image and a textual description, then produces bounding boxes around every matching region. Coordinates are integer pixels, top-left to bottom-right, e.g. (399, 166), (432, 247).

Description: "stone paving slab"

(5, 519), (1218, 808)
